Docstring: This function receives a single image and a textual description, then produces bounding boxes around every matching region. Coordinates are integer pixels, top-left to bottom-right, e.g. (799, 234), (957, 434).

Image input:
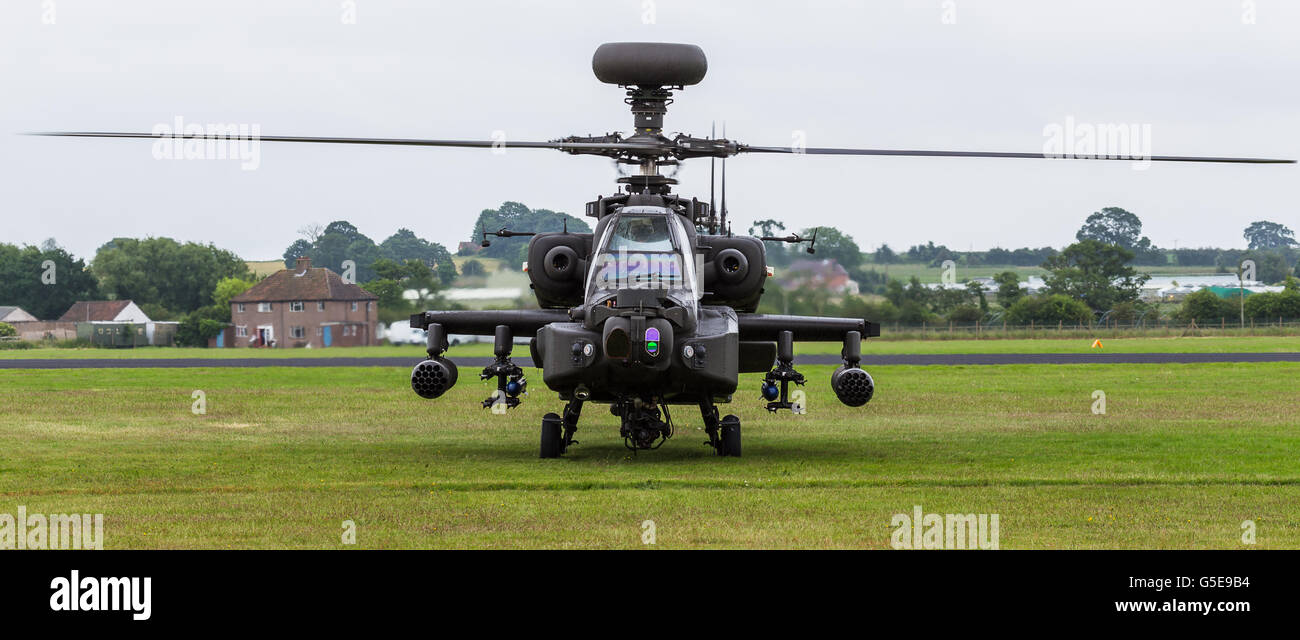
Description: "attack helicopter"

(36, 42), (1293, 457)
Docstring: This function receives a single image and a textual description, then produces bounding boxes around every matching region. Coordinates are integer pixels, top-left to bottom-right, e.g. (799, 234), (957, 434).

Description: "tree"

(175, 304), (229, 347)
(748, 219), (785, 237)
(1243, 287), (1300, 320)
(461, 259), (486, 277)
(1241, 251), (1291, 284)
(1175, 289), (1236, 324)
(282, 239), (313, 269)
(298, 223), (325, 243)
(379, 228), (457, 285)
(874, 244), (897, 264)
(0, 243), (100, 320)
(360, 279), (410, 324)
(800, 226), (861, 269)
(1075, 207), (1154, 253)
(470, 202), (590, 266)
(905, 241), (953, 265)
(294, 220), (385, 282)
(993, 271), (1023, 309)
(965, 280), (989, 316)
(212, 277), (257, 318)
(750, 219), (790, 266)
(370, 258), (405, 281)
(1243, 221), (1297, 250)
(92, 238), (250, 315)
(1041, 240), (1148, 312)
(1005, 294), (1094, 326)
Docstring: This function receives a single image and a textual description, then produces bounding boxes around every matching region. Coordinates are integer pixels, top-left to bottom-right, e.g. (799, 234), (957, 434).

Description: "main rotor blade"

(738, 145), (1295, 164)
(27, 131), (662, 153)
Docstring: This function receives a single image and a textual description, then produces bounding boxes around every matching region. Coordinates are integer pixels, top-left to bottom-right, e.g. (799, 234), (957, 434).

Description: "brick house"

(229, 257), (378, 348)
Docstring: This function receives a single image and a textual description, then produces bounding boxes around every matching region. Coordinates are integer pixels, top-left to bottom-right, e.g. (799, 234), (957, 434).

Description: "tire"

(718, 415), (741, 457)
(540, 412), (563, 458)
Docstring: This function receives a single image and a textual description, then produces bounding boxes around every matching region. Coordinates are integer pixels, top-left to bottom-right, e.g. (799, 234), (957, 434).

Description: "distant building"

(229, 256), (378, 348)
(779, 259), (859, 295)
(55, 300), (176, 346)
(0, 306), (38, 323)
(57, 300), (150, 323)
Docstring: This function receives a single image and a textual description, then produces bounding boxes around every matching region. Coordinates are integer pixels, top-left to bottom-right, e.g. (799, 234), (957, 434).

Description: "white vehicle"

(385, 324), (427, 346)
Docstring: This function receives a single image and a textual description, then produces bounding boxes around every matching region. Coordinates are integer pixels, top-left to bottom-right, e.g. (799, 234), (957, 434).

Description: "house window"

(237, 303), (245, 313)
(236, 326), (247, 337)
(258, 302), (273, 312)
(350, 301), (358, 312)
(290, 301), (304, 312)
(290, 326), (305, 339)
(317, 301), (326, 311)
(366, 301), (372, 311)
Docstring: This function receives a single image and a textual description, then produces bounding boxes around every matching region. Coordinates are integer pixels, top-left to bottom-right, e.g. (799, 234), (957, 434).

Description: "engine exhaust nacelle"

(412, 357), (459, 399)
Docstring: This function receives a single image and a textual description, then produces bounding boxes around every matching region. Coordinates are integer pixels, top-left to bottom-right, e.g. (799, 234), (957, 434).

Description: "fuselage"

(535, 207), (742, 405)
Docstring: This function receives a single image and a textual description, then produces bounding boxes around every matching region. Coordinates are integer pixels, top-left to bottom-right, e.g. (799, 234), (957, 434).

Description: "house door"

(258, 327), (273, 348)
(322, 326), (332, 347)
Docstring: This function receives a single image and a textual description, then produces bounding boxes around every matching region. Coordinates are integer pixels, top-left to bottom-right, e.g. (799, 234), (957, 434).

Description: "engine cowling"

(527, 233), (590, 309)
(700, 235), (766, 312)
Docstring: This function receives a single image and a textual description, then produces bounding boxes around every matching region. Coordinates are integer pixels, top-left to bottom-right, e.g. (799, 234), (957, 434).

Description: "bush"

(460, 260), (486, 277)
(1005, 294), (1094, 326)
(1175, 289), (1236, 324)
(0, 322), (15, 338)
(945, 304), (984, 323)
(175, 305), (229, 347)
(1106, 301), (1159, 325)
(1243, 288), (1300, 320)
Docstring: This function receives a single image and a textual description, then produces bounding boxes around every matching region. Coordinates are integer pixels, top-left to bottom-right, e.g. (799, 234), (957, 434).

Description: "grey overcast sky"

(1, 0), (1296, 261)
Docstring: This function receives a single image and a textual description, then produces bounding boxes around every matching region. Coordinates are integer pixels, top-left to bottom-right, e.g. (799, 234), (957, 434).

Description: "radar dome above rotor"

(592, 42), (707, 86)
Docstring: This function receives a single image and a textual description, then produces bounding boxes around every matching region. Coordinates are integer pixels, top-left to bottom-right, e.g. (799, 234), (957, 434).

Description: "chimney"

(295, 256), (312, 270)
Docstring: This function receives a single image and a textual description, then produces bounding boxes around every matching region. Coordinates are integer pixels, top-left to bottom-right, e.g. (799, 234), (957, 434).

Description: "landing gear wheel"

(717, 415), (741, 457)
(540, 412), (563, 458)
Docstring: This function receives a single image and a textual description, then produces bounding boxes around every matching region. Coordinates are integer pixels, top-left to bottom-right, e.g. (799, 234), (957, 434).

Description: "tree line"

(755, 207), (1300, 326)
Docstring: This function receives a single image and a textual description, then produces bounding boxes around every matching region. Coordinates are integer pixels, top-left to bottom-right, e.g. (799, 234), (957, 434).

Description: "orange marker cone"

(1091, 339), (1103, 349)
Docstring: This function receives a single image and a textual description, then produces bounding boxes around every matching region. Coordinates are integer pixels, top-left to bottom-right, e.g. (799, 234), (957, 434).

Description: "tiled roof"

(57, 300), (134, 322)
(231, 262), (377, 303)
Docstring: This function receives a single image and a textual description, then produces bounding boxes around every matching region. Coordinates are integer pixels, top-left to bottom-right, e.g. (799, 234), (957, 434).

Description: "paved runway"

(3, 352), (1299, 368)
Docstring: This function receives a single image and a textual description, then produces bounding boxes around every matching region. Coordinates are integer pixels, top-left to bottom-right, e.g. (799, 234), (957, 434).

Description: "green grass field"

(4, 335), (1295, 359)
(2, 359), (1297, 549)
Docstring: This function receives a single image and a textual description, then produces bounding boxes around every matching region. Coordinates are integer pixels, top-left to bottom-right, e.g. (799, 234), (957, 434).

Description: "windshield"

(607, 215), (674, 252)
(587, 212), (699, 311)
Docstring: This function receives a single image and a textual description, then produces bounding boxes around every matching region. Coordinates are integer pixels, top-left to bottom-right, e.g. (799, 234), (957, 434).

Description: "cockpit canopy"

(587, 208), (699, 316)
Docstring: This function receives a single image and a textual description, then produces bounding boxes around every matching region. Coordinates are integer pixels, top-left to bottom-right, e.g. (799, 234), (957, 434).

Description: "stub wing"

(736, 313), (880, 342)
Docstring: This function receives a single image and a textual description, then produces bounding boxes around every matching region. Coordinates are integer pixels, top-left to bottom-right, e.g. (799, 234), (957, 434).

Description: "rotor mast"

(619, 85), (679, 195)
